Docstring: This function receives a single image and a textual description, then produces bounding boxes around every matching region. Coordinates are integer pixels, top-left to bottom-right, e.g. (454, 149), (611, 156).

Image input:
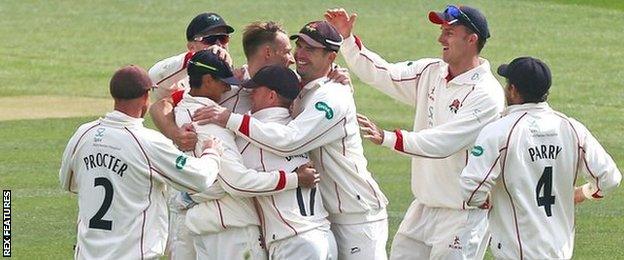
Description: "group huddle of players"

(59, 5), (621, 260)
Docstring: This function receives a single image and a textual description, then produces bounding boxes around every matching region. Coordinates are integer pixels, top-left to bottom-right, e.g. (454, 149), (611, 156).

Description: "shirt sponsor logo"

(448, 236), (463, 250)
(94, 128), (106, 142)
(350, 246), (361, 254)
(471, 145), (484, 156)
(175, 155), (188, 170)
(315, 102), (334, 119)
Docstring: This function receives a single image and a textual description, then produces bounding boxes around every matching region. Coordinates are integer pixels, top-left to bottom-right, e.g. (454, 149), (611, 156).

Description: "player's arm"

(201, 126), (313, 197)
(224, 88), (349, 156)
(59, 122), (98, 193)
(380, 89), (501, 158)
(340, 35), (439, 107)
(147, 134), (221, 193)
(149, 91), (197, 151)
(325, 8), (424, 106)
(572, 119), (622, 201)
(460, 123), (504, 208)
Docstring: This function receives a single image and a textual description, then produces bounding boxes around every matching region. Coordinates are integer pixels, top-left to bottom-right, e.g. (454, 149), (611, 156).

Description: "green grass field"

(1, 0), (623, 259)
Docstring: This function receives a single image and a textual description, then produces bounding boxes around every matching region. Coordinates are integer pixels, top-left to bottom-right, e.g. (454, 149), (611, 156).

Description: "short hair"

(507, 79), (549, 103)
(463, 26), (486, 53)
(109, 65), (152, 99)
(243, 21), (286, 59)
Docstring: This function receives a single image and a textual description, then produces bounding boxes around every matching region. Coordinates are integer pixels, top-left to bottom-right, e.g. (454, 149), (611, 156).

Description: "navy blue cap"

(498, 57), (551, 99)
(290, 21), (342, 52)
(242, 65), (300, 100)
(187, 50), (240, 86)
(186, 13), (234, 41)
(429, 5), (490, 40)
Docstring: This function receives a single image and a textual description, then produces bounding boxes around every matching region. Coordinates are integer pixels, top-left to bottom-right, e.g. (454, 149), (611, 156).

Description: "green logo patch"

(471, 145), (484, 157)
(315, 102), (334, 119)
(175, 155), (188, 170)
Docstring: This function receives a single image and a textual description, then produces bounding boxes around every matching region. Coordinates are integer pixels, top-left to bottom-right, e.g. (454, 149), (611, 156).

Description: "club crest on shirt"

(449, 99), (461, 113)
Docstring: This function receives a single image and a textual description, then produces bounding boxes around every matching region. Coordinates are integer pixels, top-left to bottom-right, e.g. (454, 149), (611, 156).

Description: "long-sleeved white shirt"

(238, 107), (330, 246)
(341, 34), (505, 209)
(226, 77), (388, 224)
(460, 102), (621, 259)
(175, 93), (299, 235)
(59, 111), (220, 259)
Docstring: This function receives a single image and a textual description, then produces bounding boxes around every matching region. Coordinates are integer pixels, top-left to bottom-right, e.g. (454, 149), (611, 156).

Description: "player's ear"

(327, 50), (337, 62)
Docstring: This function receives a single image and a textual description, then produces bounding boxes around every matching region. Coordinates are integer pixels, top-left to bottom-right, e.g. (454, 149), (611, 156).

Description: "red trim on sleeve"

(354, 35), (363, 50)
(592, 191), (603, 199)
(182, 51), (194, 69)
(171, 89), (184, 106)
(394, 129), (405, 152)
(239, 114), (251, 136)
(275, 170), (286, 190)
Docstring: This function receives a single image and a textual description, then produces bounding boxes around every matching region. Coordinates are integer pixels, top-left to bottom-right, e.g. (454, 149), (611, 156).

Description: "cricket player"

(58, 65), (222, 259)
(461, 57), (622, 259)
(174, 51), (319, 259)
(239, 65), (336, 259)
(194, 21), (389, 260)
(326, 5), (504, 259)
(147, 12), (240, 259)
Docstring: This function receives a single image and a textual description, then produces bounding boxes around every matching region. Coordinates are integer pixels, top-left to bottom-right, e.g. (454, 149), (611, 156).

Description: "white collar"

(101, 110), (144, 127)
(440, 58), (492, 85)
(180, 93), (220, 107)
(503, 102), (551, 116)
(251, 107), (291, 122)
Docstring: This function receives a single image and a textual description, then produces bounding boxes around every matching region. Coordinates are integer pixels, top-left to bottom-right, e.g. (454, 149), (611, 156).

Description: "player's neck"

(113, 103), (143, 118)
(448, 56), (480, 78)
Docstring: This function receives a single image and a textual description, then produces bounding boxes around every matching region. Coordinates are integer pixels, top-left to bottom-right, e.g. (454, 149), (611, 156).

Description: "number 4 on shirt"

(536, 166), (556, 217)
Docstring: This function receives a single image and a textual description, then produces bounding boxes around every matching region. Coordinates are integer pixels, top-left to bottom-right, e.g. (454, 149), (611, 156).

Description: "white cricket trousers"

(193, 225), (266, 260)
(331, 218), (388, 260)
(268, 227), (337, 260)
(389, 199), (489, 260)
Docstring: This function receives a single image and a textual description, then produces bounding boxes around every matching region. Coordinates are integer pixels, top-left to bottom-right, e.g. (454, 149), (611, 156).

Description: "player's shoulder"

(130, 125), (174, 148)
(148, 51), (193, 83)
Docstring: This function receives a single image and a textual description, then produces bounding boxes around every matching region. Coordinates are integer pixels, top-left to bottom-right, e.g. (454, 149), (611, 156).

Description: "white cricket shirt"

(226, 77), (388, 224)
(59, 111), (220, 259)
(341, 34), (505, 209)
(461, 102), (621, 259)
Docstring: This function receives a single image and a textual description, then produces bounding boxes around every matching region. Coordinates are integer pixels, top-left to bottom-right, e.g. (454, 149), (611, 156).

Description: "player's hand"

(172, 191), (198, 211)
(357, 114), (384, 145)
(193, 105), (231, 127)
(325, 8), (358, 38)
(233, 67), (247, 81)
(296, 162), (320, 188)
(205, 45), (233, 68)
(174, 123), (198, 151)
(574, 186), (586, 205)
(328, 64), (352, 88)
(202, 135), (224, 156)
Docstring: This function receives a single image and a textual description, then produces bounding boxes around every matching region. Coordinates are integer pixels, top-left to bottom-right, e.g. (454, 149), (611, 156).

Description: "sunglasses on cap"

(443, 5), (482, 37)
(194, 34), (230, 45)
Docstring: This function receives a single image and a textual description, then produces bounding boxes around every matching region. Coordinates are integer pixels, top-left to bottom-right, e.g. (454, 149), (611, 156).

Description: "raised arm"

(326, 8), (432, 106)
(149, 95), (197, 151)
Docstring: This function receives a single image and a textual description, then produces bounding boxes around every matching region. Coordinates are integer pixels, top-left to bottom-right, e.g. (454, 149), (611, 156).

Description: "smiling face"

(266, 32), (295, 68)
(293, 39), (335, 84)
(437, 24), (477, 66)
